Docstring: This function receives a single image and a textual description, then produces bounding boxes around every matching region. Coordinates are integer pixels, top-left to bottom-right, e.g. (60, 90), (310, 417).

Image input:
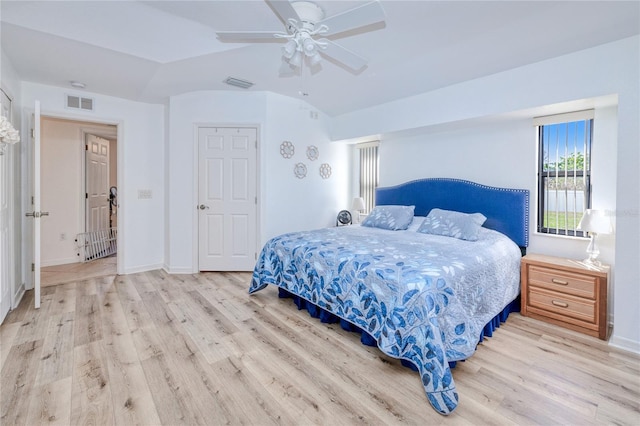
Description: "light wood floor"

(1, 270), (639, 425)
(41, 256), (117, 287)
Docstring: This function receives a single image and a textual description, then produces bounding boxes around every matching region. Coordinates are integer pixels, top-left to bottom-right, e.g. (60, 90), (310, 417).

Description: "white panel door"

(0, 91), (11, 320)
(29, 101), (43, 309)
(198, 127), (257, 271)
(85, 134), (110, 232)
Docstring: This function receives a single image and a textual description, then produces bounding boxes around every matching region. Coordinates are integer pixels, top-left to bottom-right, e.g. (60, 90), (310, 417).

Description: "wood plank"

(208, 355), (297, 425)
(0, 339), (44, 426)
(70, 341), (114, 425)
(48, 281), (77, 316)
(0, 321), (21, 370)
(73, 294), (103, 347)
(100, 287), (161, 426)
(35, 311), (75, 386)
(25, 377), (72, 426)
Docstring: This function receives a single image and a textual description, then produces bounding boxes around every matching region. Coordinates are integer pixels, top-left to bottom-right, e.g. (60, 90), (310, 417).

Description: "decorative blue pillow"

(361, 205), (415, 231)
(417, 208), (487, 241)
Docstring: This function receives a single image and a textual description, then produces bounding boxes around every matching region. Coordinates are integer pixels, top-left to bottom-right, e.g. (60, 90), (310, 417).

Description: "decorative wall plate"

(280, 140), (295, 158)
(294, 162), (307, 179)
(306, 145), (319, 161)
(319, 163), (331, 179)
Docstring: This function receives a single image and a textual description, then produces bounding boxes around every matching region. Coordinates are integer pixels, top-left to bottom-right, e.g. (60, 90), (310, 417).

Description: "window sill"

(533, 231), (589, 241)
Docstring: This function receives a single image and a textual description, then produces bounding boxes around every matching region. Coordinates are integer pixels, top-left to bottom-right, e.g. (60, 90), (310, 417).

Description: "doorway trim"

(192, 122), (261, 273)
(21, 107), (124, 299)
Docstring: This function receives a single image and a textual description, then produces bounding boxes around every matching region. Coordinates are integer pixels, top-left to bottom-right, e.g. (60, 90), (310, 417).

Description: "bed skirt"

(278, 288), (520, 370)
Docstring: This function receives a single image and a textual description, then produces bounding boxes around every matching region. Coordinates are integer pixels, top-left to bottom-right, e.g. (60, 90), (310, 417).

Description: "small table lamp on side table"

(576, 209), (613, 266)
(351, 197), (365, 224)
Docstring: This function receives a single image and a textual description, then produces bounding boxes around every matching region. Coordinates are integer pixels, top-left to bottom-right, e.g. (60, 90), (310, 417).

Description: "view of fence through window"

(538, 117), (592, 237)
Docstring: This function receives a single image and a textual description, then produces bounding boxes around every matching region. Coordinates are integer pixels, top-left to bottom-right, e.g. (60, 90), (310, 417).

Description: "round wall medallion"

(280, 141), (295, 158)
(294, 162), (307, 179)
(306, 145), (319, 161)
(319, 163), (331, 179)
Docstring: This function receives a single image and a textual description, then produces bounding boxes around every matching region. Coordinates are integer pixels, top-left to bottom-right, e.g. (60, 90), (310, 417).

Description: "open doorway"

(39, 116), (118, 287)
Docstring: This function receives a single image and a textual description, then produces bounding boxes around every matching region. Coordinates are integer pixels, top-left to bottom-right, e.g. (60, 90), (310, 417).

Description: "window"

(357, 141), (379, 213)
(535, 110), (593, 237)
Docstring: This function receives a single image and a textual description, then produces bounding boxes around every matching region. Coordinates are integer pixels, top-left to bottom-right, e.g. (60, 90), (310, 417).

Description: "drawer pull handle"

(551, 278), (569, 285)
(552, 300), (569, 308)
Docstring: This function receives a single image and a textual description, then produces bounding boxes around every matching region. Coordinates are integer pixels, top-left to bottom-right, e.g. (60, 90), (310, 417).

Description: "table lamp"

(576, 209), (612, 266)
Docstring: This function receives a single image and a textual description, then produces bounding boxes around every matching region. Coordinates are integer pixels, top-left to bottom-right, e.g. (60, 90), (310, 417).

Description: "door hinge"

(255, 253), (257, 260)
(32, 263), (35, 272)
(31, 128), (34, 138)
(85, 144), (88, 151)
(255, 140), (257, 149)
(31, 196), (34, 205)
(255, 196), (257, 205)
(85, 193), (88, 199)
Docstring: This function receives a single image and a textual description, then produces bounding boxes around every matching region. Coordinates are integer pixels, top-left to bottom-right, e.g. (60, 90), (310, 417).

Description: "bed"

(249, 178), (529, 415)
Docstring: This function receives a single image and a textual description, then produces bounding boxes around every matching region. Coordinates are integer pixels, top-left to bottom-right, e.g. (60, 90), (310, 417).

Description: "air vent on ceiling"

(66, 94), (94, 111)
(223, 77), (254, 89)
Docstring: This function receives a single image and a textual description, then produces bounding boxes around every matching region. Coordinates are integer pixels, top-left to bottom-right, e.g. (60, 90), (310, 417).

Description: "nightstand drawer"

(529, 265), (596, 299)
(528, 287), (596, 324)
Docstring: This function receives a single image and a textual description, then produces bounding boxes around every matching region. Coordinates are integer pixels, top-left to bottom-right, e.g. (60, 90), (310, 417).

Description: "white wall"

(165, 90), (348, 273)
(21, 82), (165, 275)
(331, 36), (640, 353)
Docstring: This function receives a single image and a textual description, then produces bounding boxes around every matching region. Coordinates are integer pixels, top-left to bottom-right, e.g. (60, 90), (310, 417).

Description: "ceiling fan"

(216, 0), (386, 74)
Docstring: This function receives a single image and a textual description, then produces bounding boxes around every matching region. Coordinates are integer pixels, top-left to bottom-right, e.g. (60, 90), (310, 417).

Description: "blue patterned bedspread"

(249, 224), (521, 414)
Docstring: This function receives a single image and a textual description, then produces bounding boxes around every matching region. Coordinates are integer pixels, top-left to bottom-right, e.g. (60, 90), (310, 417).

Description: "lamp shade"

(351, 197), (365, 211)
(577, 209), (612, 234)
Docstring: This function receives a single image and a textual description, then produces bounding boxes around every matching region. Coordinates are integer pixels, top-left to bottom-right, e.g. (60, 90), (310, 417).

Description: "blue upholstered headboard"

(375, 178), (530, 248)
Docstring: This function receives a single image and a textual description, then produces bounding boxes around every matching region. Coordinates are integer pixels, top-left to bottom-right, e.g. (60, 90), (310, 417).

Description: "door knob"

(198, 204), (209, 210)
(25, 211), (49, 218)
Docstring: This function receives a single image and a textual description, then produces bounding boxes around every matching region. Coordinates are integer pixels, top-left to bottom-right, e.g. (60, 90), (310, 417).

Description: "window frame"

(535, 110), (594, 238)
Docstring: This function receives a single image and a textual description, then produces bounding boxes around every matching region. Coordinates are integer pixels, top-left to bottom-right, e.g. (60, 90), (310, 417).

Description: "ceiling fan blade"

(317, 1), (385, 37)
(266, 0), (300, 27)
(317, 38), (368, 71)
(217, 31), (282, 42)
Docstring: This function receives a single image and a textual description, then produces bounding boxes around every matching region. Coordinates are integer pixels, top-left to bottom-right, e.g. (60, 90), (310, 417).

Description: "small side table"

(521, 253), (609, 340)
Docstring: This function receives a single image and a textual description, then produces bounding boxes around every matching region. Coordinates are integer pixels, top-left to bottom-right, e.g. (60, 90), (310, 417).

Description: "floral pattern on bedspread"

(249, 225), (521, 415)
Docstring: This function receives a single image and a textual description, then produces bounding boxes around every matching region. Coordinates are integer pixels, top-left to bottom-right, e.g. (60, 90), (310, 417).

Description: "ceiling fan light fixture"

(309, 51), (322, 67)
(283, 39), (298, 58)
(223, 77), (254, 89)
(289, 50), (303, 68)
(302, 37), (316, 56)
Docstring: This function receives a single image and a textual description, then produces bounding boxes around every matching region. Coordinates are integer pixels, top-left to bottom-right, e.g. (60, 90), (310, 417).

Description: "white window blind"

(357, 141), (379, 213)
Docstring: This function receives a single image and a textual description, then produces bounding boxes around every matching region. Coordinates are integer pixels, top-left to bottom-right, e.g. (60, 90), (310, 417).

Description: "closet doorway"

(39, 116), (118, 287)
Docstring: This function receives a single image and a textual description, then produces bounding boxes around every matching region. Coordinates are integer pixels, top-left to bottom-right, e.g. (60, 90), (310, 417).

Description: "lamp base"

(583, 233), (601, 266)
(582, 257), (603, 267)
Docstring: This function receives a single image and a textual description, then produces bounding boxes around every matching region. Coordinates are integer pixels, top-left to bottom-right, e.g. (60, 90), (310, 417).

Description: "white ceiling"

(2, 1), (638, 117)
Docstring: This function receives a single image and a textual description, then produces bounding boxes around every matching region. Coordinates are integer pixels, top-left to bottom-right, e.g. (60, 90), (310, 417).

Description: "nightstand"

(521, 253), (609, 340)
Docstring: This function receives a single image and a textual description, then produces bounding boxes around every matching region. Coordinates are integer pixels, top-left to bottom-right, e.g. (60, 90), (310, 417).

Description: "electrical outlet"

(138, 189), (152, 199)
(60, 233), (66, 241)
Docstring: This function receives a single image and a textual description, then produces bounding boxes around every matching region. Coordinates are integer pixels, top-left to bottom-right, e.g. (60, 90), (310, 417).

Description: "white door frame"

(192, 123), (261, 273)
(21, 108), (125, 300)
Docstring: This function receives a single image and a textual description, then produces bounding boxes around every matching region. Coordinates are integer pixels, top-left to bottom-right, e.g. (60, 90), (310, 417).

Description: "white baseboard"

(122, 263), (164, 275)
(162, 264), (197, 274)
(41, 258), (80, 267)
(12, 284), (25, 308)
(609, 334), (640, 355)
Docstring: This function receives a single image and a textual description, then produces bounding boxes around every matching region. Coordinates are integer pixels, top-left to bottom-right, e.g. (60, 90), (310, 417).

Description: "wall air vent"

(66, 94), (94, 111)
(223, 77), (254, 89)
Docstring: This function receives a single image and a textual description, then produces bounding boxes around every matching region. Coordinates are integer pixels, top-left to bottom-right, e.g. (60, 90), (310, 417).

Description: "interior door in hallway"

(198, 127), (257, 271)
(85, 134), (110, 232)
